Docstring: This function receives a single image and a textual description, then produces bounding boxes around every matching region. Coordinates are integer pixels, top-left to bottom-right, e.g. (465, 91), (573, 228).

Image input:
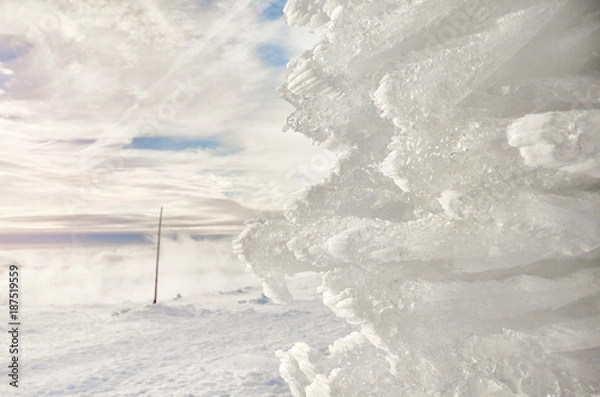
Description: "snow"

(9, 275), (349, 396)
(235, 0), (600, 396)
(507, 110), (600, 177)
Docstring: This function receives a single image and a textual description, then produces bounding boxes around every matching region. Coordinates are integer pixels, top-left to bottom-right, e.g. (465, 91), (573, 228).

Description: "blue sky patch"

(125, 136), (222, 151)
(0, 232), (149, 246)
(0, 45), (16, 88)
(261, 0), (286, 20)
(256, 43), (288, 68)
(71, 233), (149, 245)
(0, 45), (21, 63)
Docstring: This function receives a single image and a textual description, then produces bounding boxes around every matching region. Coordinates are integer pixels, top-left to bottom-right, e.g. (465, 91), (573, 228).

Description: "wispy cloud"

(0, 0), (326, 245)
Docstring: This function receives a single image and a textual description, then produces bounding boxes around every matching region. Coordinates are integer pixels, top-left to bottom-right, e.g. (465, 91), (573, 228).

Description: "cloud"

(0, 0), (329, 244)
(0, 0), (333, 305)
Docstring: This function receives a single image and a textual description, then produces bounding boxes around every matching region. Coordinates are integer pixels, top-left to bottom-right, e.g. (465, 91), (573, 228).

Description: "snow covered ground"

(6, 274), (349, 396)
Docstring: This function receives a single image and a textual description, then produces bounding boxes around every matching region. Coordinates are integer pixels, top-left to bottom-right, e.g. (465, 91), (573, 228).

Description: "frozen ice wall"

(234, 0), (600, 395)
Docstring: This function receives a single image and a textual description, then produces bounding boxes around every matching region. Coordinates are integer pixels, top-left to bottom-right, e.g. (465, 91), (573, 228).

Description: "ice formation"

(234, 1), (600, 395)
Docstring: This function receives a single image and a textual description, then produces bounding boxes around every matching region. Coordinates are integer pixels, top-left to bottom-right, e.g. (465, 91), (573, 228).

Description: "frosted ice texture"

(234, 1), (600, 395)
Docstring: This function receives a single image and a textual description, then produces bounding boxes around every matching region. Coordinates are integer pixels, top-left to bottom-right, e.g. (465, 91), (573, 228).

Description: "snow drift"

(235, 0), (600, 396)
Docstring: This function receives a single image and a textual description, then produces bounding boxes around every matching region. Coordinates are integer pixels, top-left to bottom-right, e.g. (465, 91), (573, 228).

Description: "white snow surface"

(4, 274), (349, 396)
(235, 0), (600, 396)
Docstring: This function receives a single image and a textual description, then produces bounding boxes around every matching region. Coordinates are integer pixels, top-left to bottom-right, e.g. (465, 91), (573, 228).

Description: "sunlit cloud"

(0, 0), (326, 242)
(0, 0), (333, 302)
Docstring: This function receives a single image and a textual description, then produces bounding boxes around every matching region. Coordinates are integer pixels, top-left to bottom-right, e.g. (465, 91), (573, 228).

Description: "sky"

(0, 0), (334, 303)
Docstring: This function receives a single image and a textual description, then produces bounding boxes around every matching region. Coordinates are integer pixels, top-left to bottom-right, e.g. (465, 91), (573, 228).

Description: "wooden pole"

(153, 207), (163, 304)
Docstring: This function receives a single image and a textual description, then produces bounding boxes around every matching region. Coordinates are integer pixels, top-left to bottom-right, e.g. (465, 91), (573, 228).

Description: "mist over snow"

(0, 235), (256, 305)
